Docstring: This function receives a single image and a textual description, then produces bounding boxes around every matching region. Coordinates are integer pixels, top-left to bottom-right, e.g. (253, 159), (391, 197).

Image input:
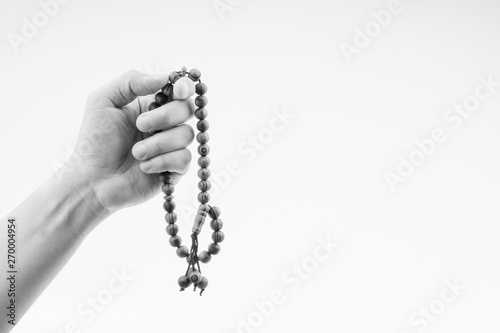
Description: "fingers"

(136, 100), (195, 132)
(132, 124), (195, 161)
(139, 148), (192, 174)
(91, 70), (170, 108)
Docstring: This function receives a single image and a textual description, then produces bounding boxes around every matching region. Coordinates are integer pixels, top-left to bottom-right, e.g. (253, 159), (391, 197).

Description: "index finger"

(136, 100), (195, 133)
(92, 70), (170, 108)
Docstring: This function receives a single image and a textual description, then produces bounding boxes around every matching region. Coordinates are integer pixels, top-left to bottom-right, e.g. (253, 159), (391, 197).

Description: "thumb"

(93, 70), (169, 108)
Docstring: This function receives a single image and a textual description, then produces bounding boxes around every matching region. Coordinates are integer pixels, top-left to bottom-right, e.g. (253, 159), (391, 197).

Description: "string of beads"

(148, 67), (224, 295)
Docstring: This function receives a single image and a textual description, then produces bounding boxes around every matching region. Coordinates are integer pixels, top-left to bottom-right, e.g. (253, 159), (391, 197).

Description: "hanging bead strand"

(147, 67), (224, 296)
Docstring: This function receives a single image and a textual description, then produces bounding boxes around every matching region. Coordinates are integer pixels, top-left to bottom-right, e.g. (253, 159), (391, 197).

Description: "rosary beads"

(148, 67), (224, 296)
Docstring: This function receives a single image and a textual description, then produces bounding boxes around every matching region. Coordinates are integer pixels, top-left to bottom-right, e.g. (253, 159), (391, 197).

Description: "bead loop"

(150, 67), (224, 295)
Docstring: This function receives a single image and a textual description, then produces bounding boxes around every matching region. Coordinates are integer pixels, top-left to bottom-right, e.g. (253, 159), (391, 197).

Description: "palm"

(77, 99), (160, 209)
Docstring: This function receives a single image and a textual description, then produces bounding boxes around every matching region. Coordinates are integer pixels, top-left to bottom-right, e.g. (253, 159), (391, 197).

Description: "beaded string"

(148, 67), (224, 296)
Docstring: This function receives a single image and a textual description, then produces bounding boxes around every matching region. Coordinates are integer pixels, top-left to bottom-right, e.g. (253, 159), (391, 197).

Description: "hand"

(67, 70), (195, 213)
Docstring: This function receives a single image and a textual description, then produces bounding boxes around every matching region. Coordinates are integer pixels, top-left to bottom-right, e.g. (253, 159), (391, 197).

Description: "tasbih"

(148, 67), (224, 296)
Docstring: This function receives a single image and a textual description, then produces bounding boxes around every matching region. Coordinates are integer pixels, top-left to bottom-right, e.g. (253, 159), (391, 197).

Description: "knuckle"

(149, 159), (160, 173)
(87, 89), (101, 105)
(152, 137), (164, 154)
(181, 148), (192, 165)
(122, 70), (140, 90)
(162, 109), (172, 127)
(181, 124), (195, 144)
(123, 69), (139, 79)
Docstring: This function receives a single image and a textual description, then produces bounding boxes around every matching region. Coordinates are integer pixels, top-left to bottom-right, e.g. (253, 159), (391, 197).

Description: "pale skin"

(0, 70), (195, 331)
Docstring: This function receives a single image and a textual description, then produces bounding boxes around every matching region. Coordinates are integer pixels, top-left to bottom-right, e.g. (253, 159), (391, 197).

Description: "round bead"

(148, 102), (160, 111)
(159, 172), (173, 184)
(198, 251), (212, 264)
(195, 108), (208, 119)
(155, 93), (168, 105)
(208, 243), (221, 255)
(196, 132), (209, 144)
(189, 69), (201, 80)
(166, 223), (178, 236)
(195, 95), (208, 108)
(195, 82), (207, 95)
(198, 180), (211, 191)
(169, 235), (182, 247)
(198, 156), (210, 168)
(208, 206), (221, 219)
(163, 200), (176, 212)
(173, 77), (195, 100)
(162, 184), (175, 195)
(188, 270), (202, 283)
(178, 275), (191, 289)
(197, 120), (209, 132)
(212, 231), (225, 243)
(198, 168), (211, 180)
(198, 192), (210, 204)
(197, 276), (208, 289)
(169, 71), (180, 83)
(198, 144), (210, 156)
(176, 245), (189, 258)
(162, 83), (173, 97)
(210, 219), (223, 231)
(165, 212), (177, 224)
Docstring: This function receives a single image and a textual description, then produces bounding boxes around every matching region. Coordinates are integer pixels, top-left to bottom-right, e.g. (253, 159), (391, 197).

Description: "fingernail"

(134, 144), (147, 160)
(137, 115), (153, 131)
(141, 160), (153, 172)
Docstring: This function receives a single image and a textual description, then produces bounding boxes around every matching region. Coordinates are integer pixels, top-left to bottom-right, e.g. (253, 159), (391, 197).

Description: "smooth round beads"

(169, 235), (182, 247)
(196, 132), (209, 144)
(178, 276), (191, 290)
(195, 95), (208, 108)
(195, 108), (208, 119)
(208, 243), (220, 255)
(155, 93), (168, 105)
(198, 144), (210, 156)
(198, 206), (224, 261)
(166, 224), (178, 236)
(210, 219), (223, 231)
(212, 231), (225, 243)
(148, 67), (223, 295)
(198, 251), (211, 263)
(189, 68), (201, 80)
(195, 82), (207, 95)
(197, 276), (208, 290)
(176, 245), (189, 258)
(198, 180), (211, 191)
(188, 270), (202, 283)
(165, 212), (177, 224)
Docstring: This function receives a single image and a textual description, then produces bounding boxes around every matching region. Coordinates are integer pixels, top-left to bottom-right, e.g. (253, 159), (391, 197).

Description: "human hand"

(67, 70), (195, 214)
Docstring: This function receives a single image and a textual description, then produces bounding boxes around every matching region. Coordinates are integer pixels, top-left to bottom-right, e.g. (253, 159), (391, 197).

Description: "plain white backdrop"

(1, 0), (500, 332)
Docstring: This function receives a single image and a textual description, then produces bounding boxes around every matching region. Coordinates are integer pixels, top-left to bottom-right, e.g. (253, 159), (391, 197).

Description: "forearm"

(0, 166), (110, 330)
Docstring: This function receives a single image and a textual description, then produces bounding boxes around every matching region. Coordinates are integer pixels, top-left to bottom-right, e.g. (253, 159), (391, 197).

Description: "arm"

(0, 70), (195, 331)
(1, 167), (109, 328)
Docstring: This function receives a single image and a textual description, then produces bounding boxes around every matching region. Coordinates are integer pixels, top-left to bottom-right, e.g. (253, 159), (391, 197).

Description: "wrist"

(55, 165), (111, 237)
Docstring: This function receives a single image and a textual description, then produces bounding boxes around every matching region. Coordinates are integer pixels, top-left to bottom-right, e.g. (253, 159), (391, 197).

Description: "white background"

(1, 0), (500, 332)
